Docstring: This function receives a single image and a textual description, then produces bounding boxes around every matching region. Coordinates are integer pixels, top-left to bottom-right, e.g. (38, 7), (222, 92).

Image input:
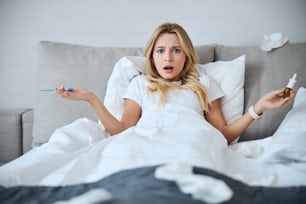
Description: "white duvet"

(0, 103), (305, 188)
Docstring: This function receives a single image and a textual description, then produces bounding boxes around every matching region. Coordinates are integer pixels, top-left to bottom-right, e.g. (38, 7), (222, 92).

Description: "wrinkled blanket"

(1, 166), (306, 204)
(0, 104), (305, 188)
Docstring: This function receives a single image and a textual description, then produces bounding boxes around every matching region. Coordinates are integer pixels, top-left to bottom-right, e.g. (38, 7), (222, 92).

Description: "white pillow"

(197, 55), (245, 123)
(104, 55), (246, 123)
(104, 56), (146, 120)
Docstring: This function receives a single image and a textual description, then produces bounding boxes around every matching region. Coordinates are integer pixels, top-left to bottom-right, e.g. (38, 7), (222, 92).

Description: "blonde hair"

(144, 23), (210, 112)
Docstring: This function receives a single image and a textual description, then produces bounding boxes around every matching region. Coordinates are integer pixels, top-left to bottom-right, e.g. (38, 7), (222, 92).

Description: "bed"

(0, 41), (306, 203)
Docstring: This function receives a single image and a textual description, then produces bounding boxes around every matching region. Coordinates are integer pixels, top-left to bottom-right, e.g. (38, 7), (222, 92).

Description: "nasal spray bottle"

(283, 73), (297, 98)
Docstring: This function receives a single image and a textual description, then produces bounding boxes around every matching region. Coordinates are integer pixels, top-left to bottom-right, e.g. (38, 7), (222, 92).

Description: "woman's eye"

(156, 49), (164, 54)
(173, 48), (181, 53)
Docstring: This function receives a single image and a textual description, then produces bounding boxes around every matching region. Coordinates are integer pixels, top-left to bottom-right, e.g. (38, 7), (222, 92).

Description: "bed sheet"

(0, 103), (305, 189)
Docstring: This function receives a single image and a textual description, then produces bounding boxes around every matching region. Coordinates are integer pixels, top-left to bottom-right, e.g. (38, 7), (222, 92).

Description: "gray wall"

(1, 0), (306, 109)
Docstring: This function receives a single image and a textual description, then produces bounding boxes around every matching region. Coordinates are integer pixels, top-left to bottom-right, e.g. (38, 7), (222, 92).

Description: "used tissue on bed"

(154, 162), (233, 203)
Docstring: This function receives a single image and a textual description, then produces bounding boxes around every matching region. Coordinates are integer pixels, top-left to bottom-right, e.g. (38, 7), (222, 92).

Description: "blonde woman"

(56, 23), (294, 144)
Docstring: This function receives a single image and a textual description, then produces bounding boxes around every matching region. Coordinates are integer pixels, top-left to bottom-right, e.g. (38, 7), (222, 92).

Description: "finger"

(272, 89), (285, 96)
(290, 89), (296, 95)
(288, 91), (296, 101)
(56, 85), (63, 91)
(55, 87), (64, 93)
(63, 92), (70, 97)
(280, 96), (292, 106)
(56, 85), (68, 92)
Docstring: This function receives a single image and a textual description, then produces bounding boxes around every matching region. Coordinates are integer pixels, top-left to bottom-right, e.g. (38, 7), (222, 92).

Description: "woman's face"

(152, 33), (186, 81)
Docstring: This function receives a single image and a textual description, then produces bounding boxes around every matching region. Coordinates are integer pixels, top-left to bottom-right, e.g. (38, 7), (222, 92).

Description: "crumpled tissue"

(260, 32), (289, 52)
(154, 162), (233, 203)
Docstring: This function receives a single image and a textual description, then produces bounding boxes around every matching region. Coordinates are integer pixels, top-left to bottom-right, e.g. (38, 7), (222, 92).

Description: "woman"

(56, 23), (294, 144)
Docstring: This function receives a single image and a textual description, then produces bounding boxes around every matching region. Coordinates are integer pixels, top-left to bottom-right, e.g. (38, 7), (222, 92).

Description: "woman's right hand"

(55, 85), (96, 103)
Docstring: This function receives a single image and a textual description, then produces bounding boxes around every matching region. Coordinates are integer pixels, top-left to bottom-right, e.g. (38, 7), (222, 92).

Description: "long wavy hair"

(144, 23), (210, 112)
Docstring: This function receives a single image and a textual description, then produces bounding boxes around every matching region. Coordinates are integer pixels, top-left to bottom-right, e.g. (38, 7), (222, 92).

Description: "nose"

(165, 50), (172, 62)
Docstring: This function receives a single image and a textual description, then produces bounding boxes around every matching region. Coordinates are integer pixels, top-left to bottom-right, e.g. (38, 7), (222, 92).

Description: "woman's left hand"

(254, 88), (295, 114)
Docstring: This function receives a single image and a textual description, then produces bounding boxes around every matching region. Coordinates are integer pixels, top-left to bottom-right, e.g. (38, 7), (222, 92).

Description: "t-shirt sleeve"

(123, 74), (145, 107)
(199, 74), (224, 102)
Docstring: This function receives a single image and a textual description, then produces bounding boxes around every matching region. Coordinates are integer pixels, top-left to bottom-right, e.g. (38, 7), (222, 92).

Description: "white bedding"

(0, 102), (305, 187)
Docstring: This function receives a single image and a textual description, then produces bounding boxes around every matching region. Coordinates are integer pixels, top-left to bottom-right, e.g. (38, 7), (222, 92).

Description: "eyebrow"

(155, 45), (182, 49)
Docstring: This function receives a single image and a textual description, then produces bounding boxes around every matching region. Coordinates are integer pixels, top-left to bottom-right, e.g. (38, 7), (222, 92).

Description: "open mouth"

(163, 66), (174, 70)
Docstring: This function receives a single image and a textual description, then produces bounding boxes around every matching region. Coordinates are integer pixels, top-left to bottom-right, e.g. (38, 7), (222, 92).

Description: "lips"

(163, 66), (174, 73)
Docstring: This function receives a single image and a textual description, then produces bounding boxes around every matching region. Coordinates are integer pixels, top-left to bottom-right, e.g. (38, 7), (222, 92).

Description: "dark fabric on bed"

(0, 166), (305, 204)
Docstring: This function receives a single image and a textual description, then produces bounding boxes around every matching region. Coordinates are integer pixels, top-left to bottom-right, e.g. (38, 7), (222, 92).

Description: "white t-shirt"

(124, 74), (224, 115)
